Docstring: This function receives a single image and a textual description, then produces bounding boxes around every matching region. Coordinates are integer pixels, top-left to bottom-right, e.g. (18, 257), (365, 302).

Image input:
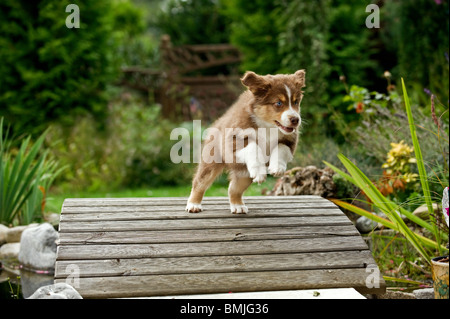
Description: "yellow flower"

(389, 140), (414, 158)
(382, 141), (417, 184)
(402, 173), (419, 183)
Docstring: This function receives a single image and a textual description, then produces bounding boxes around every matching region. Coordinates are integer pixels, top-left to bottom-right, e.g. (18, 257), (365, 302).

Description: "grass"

(368, 231), (434, 291)
(45, 176), (277, 214)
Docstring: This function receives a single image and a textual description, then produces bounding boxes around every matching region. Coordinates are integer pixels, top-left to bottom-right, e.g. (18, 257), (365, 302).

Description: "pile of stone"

(1, 223), (37, 266)
(267, 166), (337, 198)
(0, 222), (82, 298)
(0, 223), (58, 271)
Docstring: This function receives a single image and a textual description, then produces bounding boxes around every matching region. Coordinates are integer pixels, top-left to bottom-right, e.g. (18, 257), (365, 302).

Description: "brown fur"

(187, 70), (306, 213)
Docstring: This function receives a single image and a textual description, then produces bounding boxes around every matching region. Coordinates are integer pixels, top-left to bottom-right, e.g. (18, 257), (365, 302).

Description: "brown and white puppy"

(186, 70), (306, 214)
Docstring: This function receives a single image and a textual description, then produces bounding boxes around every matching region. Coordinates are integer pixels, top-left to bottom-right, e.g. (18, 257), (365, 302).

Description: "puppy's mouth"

(275, 121), (295, 133)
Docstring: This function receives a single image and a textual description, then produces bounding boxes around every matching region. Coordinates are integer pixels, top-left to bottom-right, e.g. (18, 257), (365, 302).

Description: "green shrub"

(325, 80), (448, 263)
(222, 0), (280, 75)
(0, 0), (144, 136)
(382, 0), (449, 106)
(1, 118), (63, 225)
(48, 91), (196, 193)
(157, 0), (230, 46)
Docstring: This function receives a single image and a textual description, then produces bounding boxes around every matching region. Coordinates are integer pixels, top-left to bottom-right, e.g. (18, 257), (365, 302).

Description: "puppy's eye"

(275, 101), (283, 107)
(293, 100), (299, 106)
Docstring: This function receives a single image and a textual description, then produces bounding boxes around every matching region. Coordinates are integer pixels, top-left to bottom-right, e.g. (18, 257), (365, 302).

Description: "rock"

(44, 213), (61, 227)
(27, 283), (82, 299)
(5, 224), (38, 243)
(413, 288), (434, 299)
(356, 216), (378, 233)
(18, 223), (58, 271)
(0, 242), (21, 260)
(268, 166), (338, 197)
(0, 224), (9, 245)
(20, 271), (54, 298)
(412, 203), (439, 221)
(377, 290), (416, 299)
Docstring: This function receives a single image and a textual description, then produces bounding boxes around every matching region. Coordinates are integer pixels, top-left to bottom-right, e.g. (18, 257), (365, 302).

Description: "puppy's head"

(241, 70), (306, 135)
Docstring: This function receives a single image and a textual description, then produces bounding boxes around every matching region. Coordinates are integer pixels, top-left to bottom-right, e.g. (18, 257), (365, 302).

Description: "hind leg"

(186, 162), (224, 213)
(228, 174), (253, 214)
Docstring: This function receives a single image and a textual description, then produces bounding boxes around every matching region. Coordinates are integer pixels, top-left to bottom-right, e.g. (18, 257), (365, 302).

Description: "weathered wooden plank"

(61, 202), (337, 212)
(62, 195), (332, 207)
(56, 236), (369, 260)
(58, 225), (360, 244)
(59, 208), (343, 221)
(58, 215), (352, 233)
(54, 250), (374, 279)
(54, 268), (384, 298)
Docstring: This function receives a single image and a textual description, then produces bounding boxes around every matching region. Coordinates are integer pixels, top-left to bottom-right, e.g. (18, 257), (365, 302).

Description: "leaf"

(336, 153), (432, 263)
(401, 78), (442, 254)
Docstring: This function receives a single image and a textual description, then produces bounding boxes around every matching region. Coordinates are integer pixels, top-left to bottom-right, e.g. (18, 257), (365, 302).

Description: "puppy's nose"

(289, 117), (299, 126)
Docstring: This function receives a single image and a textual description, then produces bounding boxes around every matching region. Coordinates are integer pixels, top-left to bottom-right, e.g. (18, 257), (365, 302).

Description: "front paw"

(230, 204), (248, 214)
(248, 166), (267, 184)
(186, 202), (202, 213)
(268, 164), (286, 177)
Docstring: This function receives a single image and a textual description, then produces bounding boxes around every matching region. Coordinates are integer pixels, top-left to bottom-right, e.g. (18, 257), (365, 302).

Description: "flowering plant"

(375, 140), (419, 198)
(325, 79), (448, 264)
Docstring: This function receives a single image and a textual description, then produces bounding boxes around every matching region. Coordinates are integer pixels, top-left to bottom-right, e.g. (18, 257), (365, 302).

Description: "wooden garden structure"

(119, 35), (242, 122)
(54, 195), (385, 298)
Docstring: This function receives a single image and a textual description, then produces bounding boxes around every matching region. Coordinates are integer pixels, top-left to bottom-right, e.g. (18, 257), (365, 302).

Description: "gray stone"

(5, 224), (38, 243)
(356, 216), (378, 233)
(20, 271), (55, 299)
(413, 203), (439, 221)
(18, 223), (58, 271)
(268, 166), (338, 198)
(413, 288), (434, 299)
(0, 242), (21, 260)
(27, 283), (82, 299)
(0, 224), (9, 245)
(377, 290), (415, 299)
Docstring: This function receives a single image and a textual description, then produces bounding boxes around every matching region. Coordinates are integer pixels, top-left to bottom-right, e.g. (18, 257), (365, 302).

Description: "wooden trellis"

(119, 35), (243, 122)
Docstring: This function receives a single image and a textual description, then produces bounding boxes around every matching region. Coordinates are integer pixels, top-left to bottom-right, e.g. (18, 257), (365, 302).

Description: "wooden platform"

(54, 196), (385, 298)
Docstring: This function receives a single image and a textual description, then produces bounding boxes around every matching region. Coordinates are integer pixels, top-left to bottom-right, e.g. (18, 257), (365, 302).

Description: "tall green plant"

(0, 118), (61, 225)
(402, 78), (442, 254)
(325, 80), (448, 264)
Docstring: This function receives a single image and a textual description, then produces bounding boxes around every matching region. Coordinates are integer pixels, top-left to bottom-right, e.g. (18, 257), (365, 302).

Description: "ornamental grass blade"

(331, 198), (441, 250)
(337, 153), (431, 263)
(330, 198), (398, 230)
(0, 122), (49, 224)
(402, 78), (442, 254)
(323, 160), (355, 185)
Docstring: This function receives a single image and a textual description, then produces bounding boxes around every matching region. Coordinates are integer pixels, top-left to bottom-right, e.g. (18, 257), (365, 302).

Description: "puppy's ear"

(241, 71), (270, 96)
(294, 69), (306, 88)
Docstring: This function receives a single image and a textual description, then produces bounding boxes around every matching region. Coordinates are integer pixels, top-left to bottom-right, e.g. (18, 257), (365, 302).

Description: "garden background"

(0, 0), (449, 291)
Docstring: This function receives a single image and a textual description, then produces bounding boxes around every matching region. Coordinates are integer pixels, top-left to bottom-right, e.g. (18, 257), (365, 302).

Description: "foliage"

(276, 0), (331, 137)
(157, 0), (230, 46)
(325, 80), (449, 263)
(0, 118), (63, 225)
(47, 91), (195, 193)
(336, 80), (449, 195)
(221, 0), (280, 75)
(0, 0), (144, 137)
(222, 0), (382, 139)
(382, 0), (449, 106)
(372, 141), (419, 206)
